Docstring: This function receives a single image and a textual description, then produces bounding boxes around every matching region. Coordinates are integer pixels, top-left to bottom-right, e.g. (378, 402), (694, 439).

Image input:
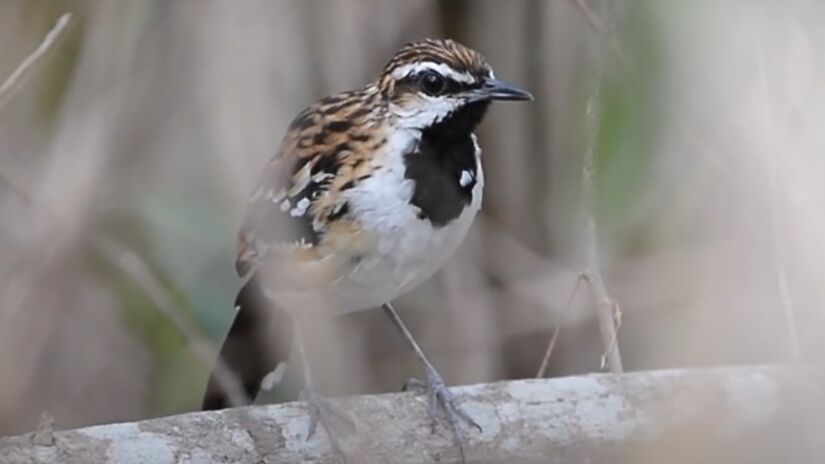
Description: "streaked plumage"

(203, 38), (531, 459)
(234, 39), (505, 317)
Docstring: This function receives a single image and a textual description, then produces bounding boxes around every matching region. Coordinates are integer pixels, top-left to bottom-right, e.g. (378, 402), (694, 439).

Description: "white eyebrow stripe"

(391, 62), (476, 84)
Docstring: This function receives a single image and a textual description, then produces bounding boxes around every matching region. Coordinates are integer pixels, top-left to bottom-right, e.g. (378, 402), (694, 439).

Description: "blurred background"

(0, 0), (823, 449)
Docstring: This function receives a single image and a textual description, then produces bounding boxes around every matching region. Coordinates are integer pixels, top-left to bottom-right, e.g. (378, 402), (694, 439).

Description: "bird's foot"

(404, 368), (481, 462)
(299, 387), (355, 460)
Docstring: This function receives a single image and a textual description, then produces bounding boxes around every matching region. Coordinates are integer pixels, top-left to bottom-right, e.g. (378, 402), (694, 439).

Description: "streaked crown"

(379, 38), (492, 91)
(376, 38), (531, 129)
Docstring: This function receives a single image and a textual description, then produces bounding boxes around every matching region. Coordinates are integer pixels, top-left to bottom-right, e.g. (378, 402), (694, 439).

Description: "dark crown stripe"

(382, 39), (490, 82)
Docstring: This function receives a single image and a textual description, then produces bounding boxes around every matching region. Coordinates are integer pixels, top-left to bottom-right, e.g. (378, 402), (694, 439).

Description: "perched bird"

(202, 38), (532, 457)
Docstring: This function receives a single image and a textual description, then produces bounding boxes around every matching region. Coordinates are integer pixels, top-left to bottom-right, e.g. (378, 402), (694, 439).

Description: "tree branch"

(1, 367), (819, 463)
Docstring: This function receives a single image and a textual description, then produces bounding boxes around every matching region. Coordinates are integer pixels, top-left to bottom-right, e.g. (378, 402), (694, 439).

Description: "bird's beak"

(473, 78), (533, 102)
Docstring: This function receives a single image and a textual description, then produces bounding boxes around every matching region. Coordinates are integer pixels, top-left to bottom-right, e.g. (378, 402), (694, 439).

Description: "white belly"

(338, 172), (483, 311)
(272, 131), (483, 315)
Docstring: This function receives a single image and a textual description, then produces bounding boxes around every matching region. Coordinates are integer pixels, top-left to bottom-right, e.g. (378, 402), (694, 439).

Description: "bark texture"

(1, 367), (822, 464)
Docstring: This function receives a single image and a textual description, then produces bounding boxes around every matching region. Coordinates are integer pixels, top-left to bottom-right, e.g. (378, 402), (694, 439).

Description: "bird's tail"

(202, 274), (294, 410)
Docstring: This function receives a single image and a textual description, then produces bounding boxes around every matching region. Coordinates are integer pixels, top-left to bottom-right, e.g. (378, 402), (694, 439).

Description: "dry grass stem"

(0, 11), (246, 407)
(91, 236), (248, 408)
(569, 0), (625, 65)
(536, 272), (588, 378)
(0, 13), (72, 110)
(578, 0), (624, 373)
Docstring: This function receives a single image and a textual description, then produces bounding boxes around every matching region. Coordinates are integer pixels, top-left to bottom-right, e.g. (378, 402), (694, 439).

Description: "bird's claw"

(299, 388), (354, 461)
(403, 370), (481, 462)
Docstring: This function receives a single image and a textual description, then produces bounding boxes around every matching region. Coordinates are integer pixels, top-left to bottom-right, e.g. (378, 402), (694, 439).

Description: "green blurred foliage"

(595, 3), (665, 244)
(137, 192), (238, 340)
(87, 215), (208, 415)
(126, 191), (241, 413)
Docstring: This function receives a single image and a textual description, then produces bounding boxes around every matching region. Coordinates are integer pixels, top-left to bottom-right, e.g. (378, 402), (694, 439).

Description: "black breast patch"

(404, 136), (477, 226)
(404, 102), (488, 227)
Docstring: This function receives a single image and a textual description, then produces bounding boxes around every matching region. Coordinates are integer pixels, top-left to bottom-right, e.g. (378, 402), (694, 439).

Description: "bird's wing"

(236, 89), (384, 290)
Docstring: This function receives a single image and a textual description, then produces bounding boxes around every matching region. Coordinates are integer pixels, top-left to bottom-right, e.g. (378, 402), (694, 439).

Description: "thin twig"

(0, 176), (248, 406)
(0, 13), (247, 406)
(536, 272), (587, 378)
(92, 235), (248, 407)
(579, 0), (624, 373)
(0, 176), (247, 406)
(536, 326), (560, 379)
(0, 13), (72, 110)
(570, 0), (735, 179)
(569, 0), (626, 65)
(0, 13), (73, 330)
(0, 178), (248, 407)
(572, 0), (603, 35)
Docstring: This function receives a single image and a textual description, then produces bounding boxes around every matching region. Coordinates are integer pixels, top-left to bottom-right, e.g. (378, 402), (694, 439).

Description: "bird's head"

(377, 38), (532, 130)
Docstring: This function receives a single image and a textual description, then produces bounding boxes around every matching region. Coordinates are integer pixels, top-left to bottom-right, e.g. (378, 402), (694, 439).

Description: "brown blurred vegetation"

(1, 0), (823, 452)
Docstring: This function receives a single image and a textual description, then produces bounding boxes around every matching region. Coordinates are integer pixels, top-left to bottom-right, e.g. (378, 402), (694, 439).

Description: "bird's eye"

(418, 71), (446, 96)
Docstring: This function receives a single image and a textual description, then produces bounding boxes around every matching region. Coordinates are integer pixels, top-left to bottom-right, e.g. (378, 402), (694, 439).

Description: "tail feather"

(202, 274), (293, 410)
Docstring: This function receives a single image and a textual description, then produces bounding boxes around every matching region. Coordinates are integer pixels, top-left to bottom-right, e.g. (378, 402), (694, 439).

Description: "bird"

(201, 38), (532, 459)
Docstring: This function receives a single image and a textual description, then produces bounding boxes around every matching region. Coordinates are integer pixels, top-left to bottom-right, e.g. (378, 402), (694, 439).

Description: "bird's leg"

(294, 320), (354, 457)
(381, 303), (481, 461)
